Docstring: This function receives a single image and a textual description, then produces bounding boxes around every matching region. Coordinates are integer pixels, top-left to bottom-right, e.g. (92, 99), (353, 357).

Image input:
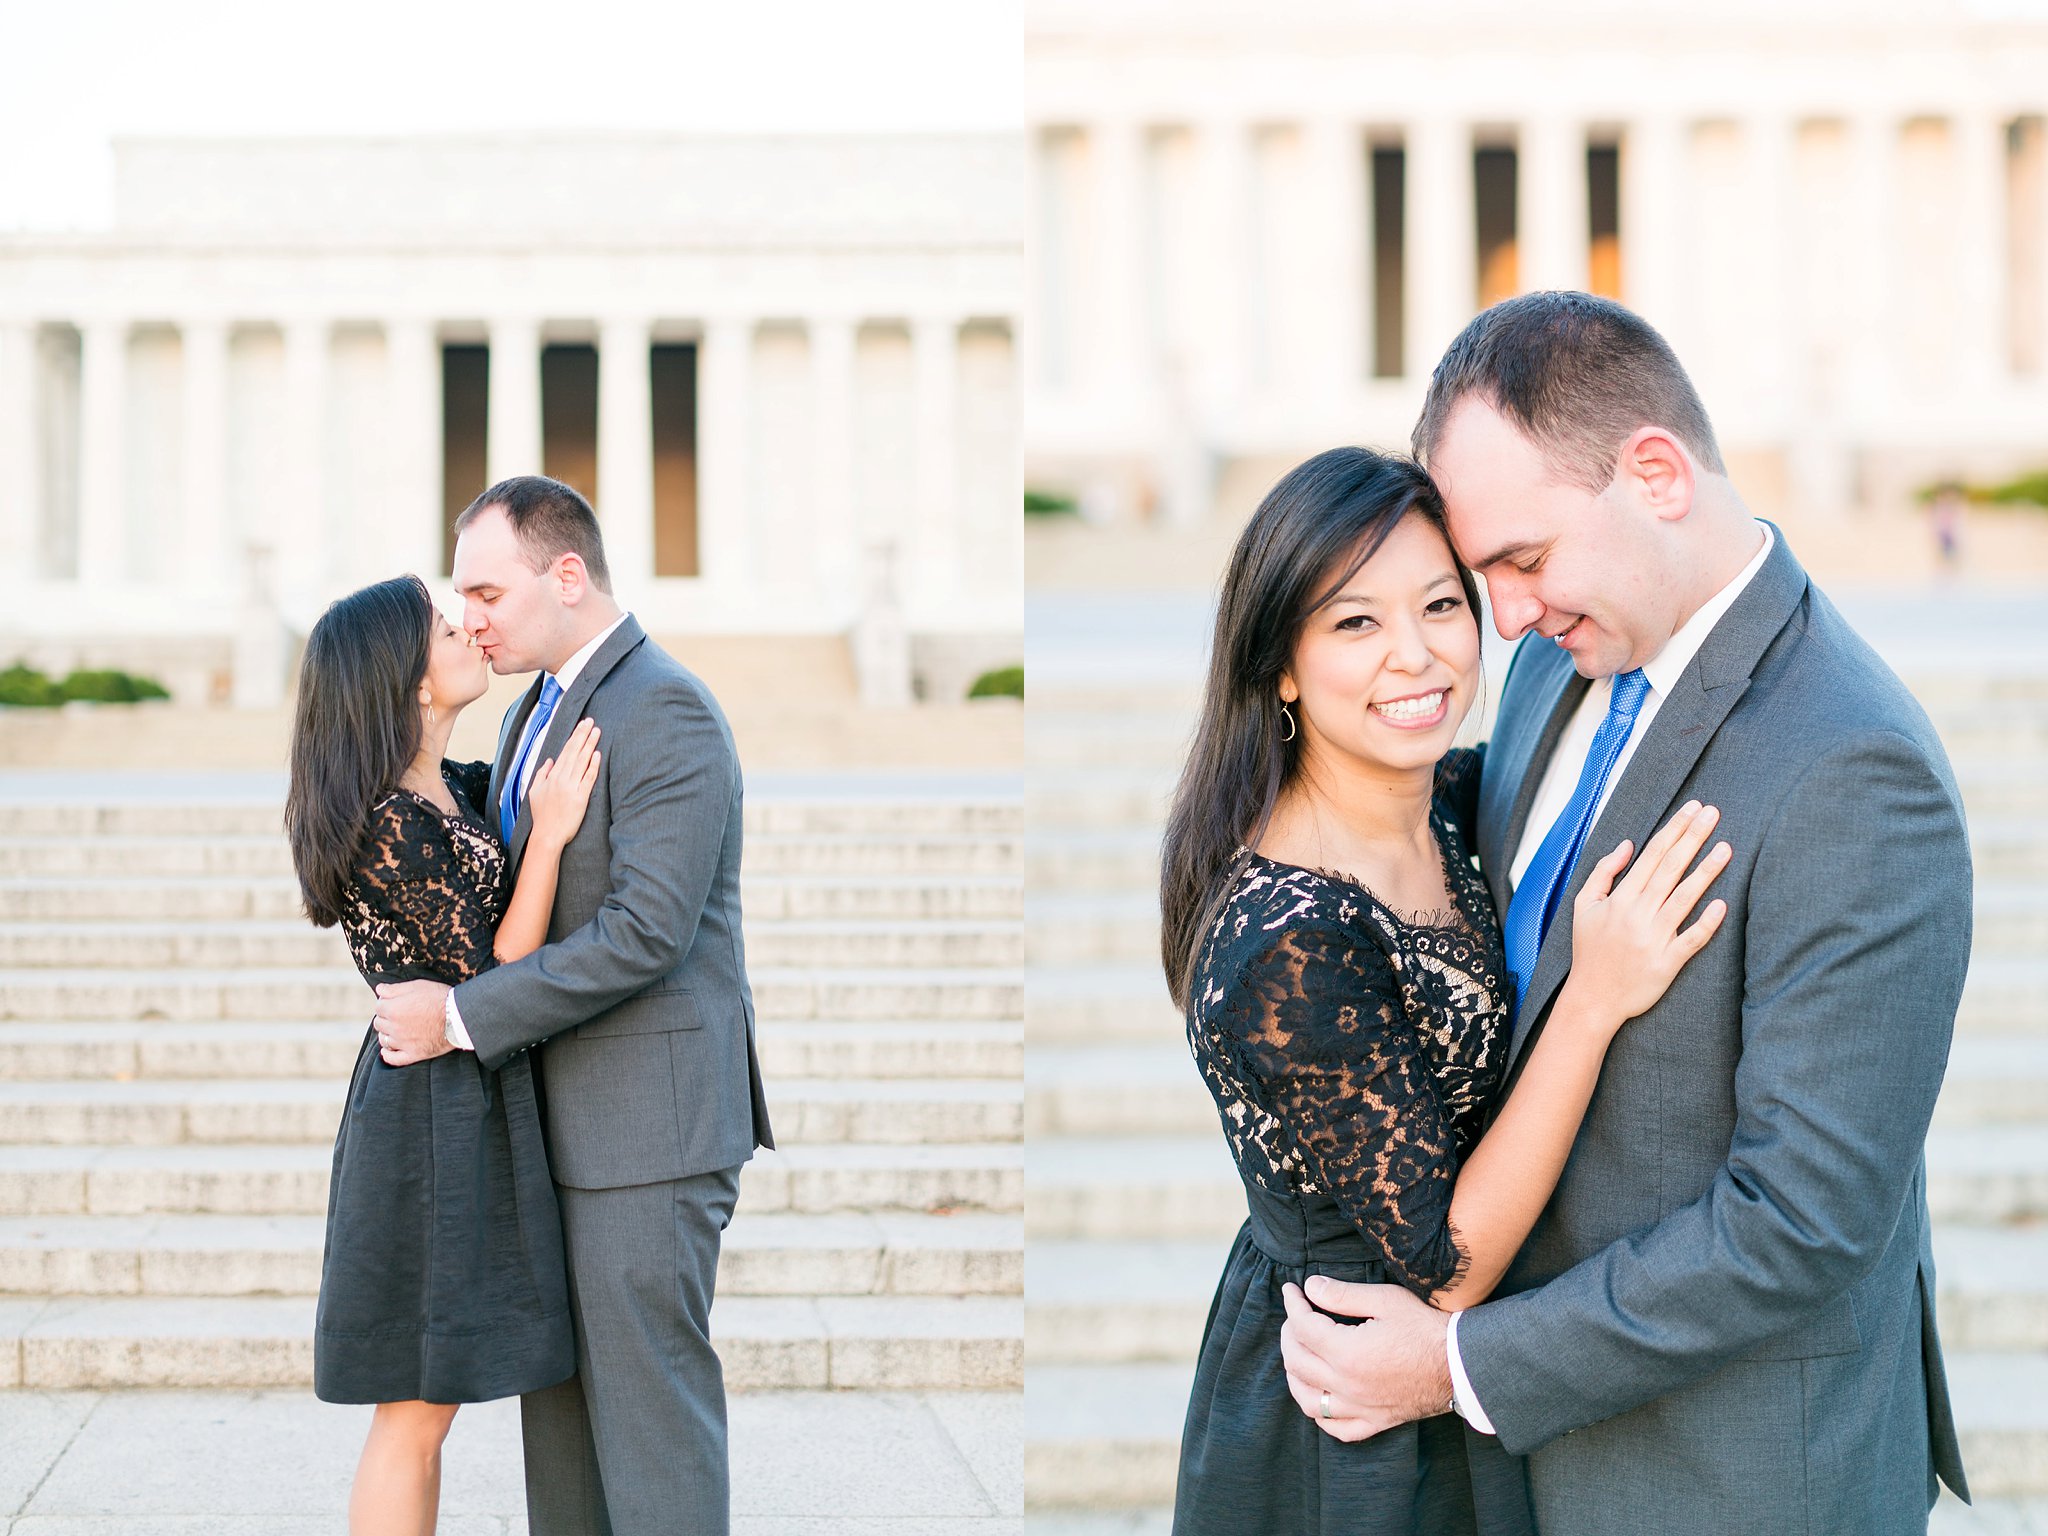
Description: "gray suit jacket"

(1459, 529), (1971, 1534)
(452, 615), (773, 1189)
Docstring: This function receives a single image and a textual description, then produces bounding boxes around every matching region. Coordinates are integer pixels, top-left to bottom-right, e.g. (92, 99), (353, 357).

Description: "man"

(374, 474), (774, 1536)
(1277, 294), (1972, 1534)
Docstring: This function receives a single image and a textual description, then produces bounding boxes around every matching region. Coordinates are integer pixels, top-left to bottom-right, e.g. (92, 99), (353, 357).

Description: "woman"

(1159, 448), (1730, 1534)
(284, 574), (601, 1535)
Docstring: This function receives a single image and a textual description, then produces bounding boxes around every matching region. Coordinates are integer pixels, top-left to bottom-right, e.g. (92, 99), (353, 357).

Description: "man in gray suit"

(1275, 294), (1972, 1533)
(374, 474), (774, 1535)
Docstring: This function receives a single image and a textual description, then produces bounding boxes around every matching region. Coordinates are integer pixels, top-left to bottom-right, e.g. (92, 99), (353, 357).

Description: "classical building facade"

(0, 134), (1022, 702)
(1027, 0), (2048, 526)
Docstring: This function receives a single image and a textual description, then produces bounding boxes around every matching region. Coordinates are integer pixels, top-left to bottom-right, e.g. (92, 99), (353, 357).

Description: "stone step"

(1024, 1037), (2048, 1140)
(0, 1140), (1025, 1218)
(0, 1018), (1024, 1083)
(1023, 1355), (2048, 1505)
(1021, 1225), (2048, 1366)
(1026, 1125), (2048, 1242)
(0, 796), (1023, 840)
(0, 916), (1025, 971)
(0, 965), (1026, 1023)
(0, 871), (1025, 924)
(0, 1291), (1023, 1391)
(0, 1077), (1023, 1148)
(1027, 956), (2048, 1046)
(0, 1209), (1022, 1300)
(0, 832), (1022, 880)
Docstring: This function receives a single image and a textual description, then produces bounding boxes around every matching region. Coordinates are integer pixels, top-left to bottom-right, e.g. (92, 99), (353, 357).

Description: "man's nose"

(1491, 584), (1542, 642)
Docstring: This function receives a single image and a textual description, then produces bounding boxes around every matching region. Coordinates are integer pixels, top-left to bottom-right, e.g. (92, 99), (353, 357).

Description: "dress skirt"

(313, 1018), (574, 1404)
(1172, 1218), (1535, 1536)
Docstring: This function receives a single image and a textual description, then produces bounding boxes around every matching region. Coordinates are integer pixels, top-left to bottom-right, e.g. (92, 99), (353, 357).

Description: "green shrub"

(1025, 488), (1079, 517)
(0, 663), (172, 707)
(967, 664), (1023, 700)
(0, 664), (62, 708)
(1915, 471), (2048, 507)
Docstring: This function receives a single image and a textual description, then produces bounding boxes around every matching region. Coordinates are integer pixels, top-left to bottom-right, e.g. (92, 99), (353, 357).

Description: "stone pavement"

(1022, 583), (2048, 1527)
(0, 1387), (1019, 1533)
(0, 769), (1023, 1526)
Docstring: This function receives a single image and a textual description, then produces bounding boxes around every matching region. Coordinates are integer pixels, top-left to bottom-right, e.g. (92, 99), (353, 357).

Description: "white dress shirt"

(1447, 526), (1772, 1433)
(442, 612), (631, 1052)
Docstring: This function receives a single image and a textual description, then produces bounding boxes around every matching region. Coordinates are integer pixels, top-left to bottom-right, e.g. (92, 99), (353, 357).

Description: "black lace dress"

(313, 759), (574, 1405)
(1173, 749), (1535, 1535)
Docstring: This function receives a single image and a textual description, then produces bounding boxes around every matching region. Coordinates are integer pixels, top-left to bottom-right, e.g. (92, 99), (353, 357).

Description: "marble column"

(1952, 109), (2009, 388)
(1090, 118), (1149, 413)
(487, 318), (543, 485)
(1520, 117), (1589, 294)
(76, 320), (128, 588)
(911, 316), (961, 602)
(596, 318), (655, 587)
(279, 318), (328, 598)
(697, 316), (753, 588)
(383, 319), (444, 578)
(1746, 116), (1797, 420)
(1844, 114), (1897, 422)
(1193, 118), (1252, 412)
(1622, 117), (1685, 335)
(178, 320), (230, 591)
(1302, 118), (1369, 394)
(810, 317), (857, 599)
(0, 323), (35, 577)
(1407, 118), (1477, 373)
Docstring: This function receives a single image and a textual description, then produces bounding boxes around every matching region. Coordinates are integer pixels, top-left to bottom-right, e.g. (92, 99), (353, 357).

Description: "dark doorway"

(542, 344), (600, 504)
(1589, 144), (1622, 298)
(651, 343), (699, 577)
(441, 345), (488, 573)
(1476, 147), (1519, 308)
(1372, 145), (1406, 378)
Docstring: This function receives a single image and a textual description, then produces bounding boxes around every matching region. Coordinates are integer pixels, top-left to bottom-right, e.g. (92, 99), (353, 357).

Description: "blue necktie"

(1501, 668), (1651, 1017)
(498, 674), (564, 845)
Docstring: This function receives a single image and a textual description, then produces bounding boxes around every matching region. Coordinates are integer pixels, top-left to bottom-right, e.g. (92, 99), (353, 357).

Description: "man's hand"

(373, 980), (455, 1066)
(1279, 1278), (1454, 1442)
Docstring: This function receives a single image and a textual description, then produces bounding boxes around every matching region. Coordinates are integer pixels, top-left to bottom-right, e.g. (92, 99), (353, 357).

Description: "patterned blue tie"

(498, 674), (564, 846)
(1502, 667), (1652, 1017)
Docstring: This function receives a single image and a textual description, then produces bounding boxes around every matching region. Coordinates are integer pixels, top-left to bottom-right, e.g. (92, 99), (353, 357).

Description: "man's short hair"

(455, 475), (613, 593)
(1413, 291), (1726, 494)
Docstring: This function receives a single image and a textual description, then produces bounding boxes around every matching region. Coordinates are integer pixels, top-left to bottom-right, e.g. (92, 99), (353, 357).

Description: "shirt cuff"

(442, 991), (474, 1052)
(1446, 1310), (1497, 1435)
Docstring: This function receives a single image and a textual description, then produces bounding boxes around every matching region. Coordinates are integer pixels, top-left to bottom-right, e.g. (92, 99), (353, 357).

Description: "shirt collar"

(550, 611), (631, 694)
(1637, 523), (1773, 700)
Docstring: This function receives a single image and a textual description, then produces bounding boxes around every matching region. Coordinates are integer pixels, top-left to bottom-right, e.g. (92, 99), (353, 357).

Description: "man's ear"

(554, 553), (588, 606)
(1619, 426), (1694, 523)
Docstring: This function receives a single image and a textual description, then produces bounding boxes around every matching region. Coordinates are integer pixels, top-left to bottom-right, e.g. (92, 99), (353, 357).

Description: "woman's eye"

(1427, 597), (1465, 615)
(1335, 614), (1376, 632)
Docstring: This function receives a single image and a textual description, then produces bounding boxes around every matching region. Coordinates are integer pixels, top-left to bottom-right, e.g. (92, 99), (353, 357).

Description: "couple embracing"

(1165, 293), (1973, 1535)
(283, 475), (773, 1535)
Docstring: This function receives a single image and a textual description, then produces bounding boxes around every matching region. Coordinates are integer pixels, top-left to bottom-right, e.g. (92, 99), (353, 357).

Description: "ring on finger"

(1319, 1389), (1332, 1420)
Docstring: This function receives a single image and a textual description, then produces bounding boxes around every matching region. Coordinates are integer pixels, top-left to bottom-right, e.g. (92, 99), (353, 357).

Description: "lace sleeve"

(356, 797), (501, 982)
(1216, 915), (1469, 1297)
(443, 760), (495, 824)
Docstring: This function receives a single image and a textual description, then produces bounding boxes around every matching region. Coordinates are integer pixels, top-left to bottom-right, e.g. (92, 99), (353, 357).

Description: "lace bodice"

(1183, 748), (1510, 1296)
(337, 759), (507, 986)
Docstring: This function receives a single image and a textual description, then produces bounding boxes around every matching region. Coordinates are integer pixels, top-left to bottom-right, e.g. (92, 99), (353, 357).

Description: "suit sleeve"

(449, 674), (736, 1070)
(1455, 728), (1971, 1452)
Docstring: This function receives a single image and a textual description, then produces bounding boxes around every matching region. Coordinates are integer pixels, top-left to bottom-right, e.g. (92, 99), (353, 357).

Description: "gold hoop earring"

(1279, 702), (1297, 743)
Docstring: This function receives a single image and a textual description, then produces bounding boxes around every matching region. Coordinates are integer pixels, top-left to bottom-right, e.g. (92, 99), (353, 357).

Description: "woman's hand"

(525, 718), (601, 853)
(1563, 800), (1730, 1030)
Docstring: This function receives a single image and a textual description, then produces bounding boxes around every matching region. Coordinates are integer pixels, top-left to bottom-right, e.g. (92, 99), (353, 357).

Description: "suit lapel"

(489, 675), (546, 815)
(508, 615), (649, 865)
(1503, 525), (1811, 1073)
(1478, 637), (1588, 919)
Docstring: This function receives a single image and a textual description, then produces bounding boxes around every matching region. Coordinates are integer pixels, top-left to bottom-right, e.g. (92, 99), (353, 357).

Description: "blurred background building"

(1023, 1), (2048, 1529)
(0, 132), (1023, 754)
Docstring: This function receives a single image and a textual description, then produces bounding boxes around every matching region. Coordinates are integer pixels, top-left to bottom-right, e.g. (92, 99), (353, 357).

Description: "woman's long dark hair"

(1159, 447), (1483, 1010)
(285, 575), (435, 927)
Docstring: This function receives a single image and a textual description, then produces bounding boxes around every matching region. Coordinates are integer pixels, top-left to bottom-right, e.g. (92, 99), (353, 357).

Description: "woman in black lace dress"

(285, 575), (602, 1535)
(1158, 450), (1730, 1534)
